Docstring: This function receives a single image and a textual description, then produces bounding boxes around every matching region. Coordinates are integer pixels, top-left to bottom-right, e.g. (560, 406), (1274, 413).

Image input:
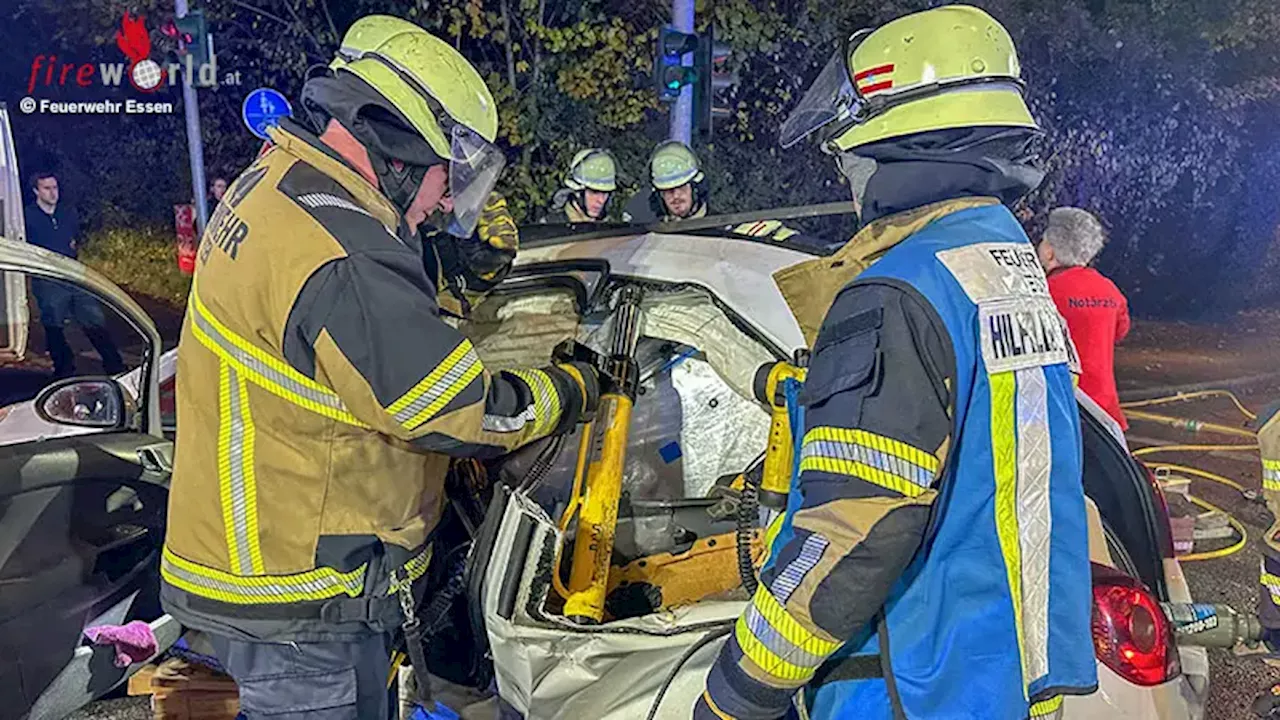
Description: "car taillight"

(1092, 563), (1180, 686)
(1141, 461), (1176, 558)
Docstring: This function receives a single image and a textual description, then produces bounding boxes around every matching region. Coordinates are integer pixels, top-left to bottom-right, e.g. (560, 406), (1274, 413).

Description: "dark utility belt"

(187, 592), (405, 627)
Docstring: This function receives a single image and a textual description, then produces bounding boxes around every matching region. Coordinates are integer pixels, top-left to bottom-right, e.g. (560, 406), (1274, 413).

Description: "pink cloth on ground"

(83, 620), (158, 668)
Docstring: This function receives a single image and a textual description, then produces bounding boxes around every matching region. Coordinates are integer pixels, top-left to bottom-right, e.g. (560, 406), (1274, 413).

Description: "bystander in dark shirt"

(24, 202), (79, 258)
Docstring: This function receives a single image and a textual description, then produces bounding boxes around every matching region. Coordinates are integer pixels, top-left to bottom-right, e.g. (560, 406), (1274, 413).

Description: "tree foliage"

(3, 0), (1279, 315)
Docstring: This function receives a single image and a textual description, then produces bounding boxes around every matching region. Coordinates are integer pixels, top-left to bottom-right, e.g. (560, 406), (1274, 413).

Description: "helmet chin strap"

(574, 190), (607, 219)
(369, 151), (431, 217)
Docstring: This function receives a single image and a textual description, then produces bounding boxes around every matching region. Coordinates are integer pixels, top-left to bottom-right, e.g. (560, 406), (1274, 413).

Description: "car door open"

(0, 103), (30, 362)
(0, 240), (174, 720)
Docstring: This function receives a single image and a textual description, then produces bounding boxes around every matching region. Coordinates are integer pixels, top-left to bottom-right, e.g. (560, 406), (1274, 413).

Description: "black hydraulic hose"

(519, 433), (566, 493)
(645, 625), (733, 720)
(737, 464), (763, 596)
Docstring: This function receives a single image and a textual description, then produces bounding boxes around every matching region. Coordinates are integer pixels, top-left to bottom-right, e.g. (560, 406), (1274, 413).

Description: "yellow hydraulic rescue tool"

(602, 354), (811, 613)
(562, 286), (645, 623)
(753, 355), (808, 510)
(557, 305), (810, 619)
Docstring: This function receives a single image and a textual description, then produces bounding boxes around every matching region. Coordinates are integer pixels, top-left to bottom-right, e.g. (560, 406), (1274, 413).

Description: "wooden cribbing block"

(125, 658), (240, 719)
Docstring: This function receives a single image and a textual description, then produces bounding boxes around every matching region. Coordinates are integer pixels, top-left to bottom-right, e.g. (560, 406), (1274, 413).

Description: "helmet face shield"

(446, 119), (506, 238)
(779, 32), (869, 150)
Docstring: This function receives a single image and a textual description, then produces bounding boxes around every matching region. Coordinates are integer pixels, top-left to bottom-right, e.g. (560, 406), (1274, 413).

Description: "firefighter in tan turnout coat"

(161, 15), (596, 718)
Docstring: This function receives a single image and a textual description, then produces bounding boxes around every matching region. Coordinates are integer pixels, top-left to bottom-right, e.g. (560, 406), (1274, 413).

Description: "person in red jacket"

(1037, 206), (1131, 428)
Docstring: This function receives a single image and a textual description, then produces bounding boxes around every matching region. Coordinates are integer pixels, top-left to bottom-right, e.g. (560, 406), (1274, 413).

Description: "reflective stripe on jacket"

(731, 220), (798, 242)
(162, 121), (574, 641)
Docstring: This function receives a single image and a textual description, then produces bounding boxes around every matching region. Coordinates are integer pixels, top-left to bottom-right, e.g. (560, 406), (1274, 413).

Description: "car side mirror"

(35, 377), (127, 430)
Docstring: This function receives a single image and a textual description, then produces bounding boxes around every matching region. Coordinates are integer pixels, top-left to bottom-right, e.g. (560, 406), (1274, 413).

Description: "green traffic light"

(667, 80), (680, 89)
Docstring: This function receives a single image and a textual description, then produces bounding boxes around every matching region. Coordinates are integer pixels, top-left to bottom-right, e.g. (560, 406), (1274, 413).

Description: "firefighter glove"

(473, 191), (519, 280)
(548, 361), (600, 435)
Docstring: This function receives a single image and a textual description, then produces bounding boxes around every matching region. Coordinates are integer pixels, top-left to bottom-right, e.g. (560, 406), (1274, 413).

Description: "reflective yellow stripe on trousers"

(1261, 563), (1280, 607)
(990, 367), (1055, 698)
(1264, 459), (1280, 492)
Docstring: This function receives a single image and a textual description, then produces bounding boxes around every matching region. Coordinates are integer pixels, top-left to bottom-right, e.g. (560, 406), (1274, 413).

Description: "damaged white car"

(446, 217), (1213, 720)
(0, 101), (180, 720)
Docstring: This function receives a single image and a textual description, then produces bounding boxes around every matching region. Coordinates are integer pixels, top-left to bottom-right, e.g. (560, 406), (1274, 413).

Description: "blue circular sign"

(242, 88), (293, 140)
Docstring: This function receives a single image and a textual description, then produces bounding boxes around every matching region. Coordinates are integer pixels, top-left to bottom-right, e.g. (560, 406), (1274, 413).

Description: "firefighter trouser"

(209, 632), (394, 719)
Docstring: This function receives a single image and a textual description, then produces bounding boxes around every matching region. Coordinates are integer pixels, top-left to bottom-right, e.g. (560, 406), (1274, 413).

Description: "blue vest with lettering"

(805, 203), (1097, 719)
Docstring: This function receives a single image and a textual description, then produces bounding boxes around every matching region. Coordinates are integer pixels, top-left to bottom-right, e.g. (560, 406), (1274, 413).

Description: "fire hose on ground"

(1122, 389), (1260, 563)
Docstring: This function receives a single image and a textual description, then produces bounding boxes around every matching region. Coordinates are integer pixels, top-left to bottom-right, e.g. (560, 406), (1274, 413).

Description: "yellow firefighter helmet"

(566, 149), (618, 192)
(649, 141), (704, 191)
(779, 5), (1038, 152)
(330, 15), (504, 236)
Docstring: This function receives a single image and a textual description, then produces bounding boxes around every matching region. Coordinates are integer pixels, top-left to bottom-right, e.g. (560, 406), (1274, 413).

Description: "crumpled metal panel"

(470, 283), (772, 556)
(585, 287), (775, 404)
(484, 491), (742, 720)
(463, 290), (580, 370)
(470, 284), (773, 507)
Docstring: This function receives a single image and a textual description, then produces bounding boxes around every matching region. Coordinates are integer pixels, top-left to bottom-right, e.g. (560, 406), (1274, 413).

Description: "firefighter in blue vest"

(697, 6), (1097, 719)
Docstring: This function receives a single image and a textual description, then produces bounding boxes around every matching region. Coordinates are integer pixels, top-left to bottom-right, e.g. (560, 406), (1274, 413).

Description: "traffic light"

(163, 10), (210, 68)
(693, 28), (736, 140)
(655, 26), (698, 102)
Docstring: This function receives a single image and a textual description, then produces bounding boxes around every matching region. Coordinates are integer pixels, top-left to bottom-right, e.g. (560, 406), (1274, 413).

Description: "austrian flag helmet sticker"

(117, 12), (163, 93)
(854, 63), (895, 95)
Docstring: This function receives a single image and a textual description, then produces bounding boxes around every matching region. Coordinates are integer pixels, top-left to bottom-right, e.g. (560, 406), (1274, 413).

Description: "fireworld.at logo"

(118, 11), (165, 91)
(25, 12), (241, 94)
